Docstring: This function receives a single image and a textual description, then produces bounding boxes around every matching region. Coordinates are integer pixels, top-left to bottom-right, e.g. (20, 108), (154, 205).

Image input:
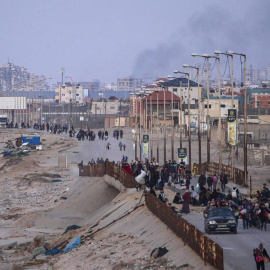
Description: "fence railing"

(201, 162), (247, 187)
(78, 162), (137, 188)
(105, 161), (137, 188)
(79, 164), (105, 177)
(145, 193), (224, 270)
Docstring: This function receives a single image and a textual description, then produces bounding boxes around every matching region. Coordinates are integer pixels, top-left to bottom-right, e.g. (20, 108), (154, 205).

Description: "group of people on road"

(112, 129), (124, 140)
(6, 121), (29, 129)
(97, 130), (109, 140)
(70, 128), (96, 141)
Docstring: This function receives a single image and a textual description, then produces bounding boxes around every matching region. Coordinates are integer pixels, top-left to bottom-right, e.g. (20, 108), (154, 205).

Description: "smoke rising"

(132, 1), (270, 81)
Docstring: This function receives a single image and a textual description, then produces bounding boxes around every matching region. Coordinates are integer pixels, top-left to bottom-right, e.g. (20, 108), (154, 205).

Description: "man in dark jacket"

(207, 176), (213, 191)
(198, 174), (206, 187)
(220, 172), (228, 192)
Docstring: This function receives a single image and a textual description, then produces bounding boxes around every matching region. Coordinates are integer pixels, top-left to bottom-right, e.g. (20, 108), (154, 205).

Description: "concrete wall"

(239, 123), (270, 140)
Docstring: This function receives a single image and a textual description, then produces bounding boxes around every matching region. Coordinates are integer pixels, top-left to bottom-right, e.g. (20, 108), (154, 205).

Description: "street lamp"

(191, 53), (219, 165)
(167, 75), (184, 149)
(173, 71), (192, 169)
(162, 87), (167, 164)
(166, 76), (175, 162)
(229, 51), (247, 186)
(155, 80), (164, 164)
(214, 50), (235, 179)
(183, 64), (202, 174)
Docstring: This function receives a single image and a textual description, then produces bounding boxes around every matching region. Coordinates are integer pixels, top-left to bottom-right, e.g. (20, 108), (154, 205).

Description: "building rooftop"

(161, 78), (200, 88)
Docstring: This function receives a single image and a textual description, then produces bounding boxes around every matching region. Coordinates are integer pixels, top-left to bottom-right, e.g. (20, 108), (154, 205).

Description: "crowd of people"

(6, 121), (28, 128)
(90, 157), (270, 230)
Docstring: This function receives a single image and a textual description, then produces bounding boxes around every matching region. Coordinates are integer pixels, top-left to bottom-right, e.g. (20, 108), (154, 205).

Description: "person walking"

(207, 175), (213, 191)
(212, 174), (218, 191)
(182, 190), (190, 214)
(253, 243), (270, 270)
(220, 172), (228, 192)
(119, 141), (123, 151)
(123, 144), (126, 151)
(240, 205), (249, 230)
(258, 204), (269, 231)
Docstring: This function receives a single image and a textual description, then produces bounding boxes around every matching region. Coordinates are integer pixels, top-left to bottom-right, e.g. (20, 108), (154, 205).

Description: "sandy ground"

(0, 129), (203, 270)
(0, 126), (268, 270)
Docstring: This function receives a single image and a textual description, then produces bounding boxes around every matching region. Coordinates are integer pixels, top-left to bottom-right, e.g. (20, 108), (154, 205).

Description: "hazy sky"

(0, 0), (269, 84)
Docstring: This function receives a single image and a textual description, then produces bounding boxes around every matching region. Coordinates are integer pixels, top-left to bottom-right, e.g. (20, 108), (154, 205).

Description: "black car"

(204, 207), (237, 234)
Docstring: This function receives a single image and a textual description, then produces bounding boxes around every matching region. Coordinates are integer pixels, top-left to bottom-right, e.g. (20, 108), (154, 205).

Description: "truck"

(0, 114), (8, 127)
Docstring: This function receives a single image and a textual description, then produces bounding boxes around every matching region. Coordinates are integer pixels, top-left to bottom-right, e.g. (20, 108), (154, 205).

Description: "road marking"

(222, 247), (234, 250)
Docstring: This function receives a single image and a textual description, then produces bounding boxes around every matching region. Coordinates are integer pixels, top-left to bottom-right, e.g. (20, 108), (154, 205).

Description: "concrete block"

(58, 155), (67, 168)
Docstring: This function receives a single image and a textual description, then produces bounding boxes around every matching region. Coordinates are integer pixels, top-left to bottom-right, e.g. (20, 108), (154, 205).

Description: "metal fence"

(145, 193), (224, 270)
(201, 162), (247, 187)
(105, 161), (137, 188)
(78, 164), (105, 177)
(78, 162), (137, 188)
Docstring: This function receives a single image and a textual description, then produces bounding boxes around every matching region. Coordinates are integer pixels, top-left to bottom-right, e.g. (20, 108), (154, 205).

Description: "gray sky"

(0, 0), (269, 84)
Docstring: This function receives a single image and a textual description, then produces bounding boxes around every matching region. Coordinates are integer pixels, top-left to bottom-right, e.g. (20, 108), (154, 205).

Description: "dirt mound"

(22, 172), (62, 183)
(34, 177), (119, 230)
(0, 157), (22, 171)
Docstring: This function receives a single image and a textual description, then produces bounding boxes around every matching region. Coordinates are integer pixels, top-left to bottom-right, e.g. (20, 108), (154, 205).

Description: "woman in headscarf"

(182, 190), (191, 214)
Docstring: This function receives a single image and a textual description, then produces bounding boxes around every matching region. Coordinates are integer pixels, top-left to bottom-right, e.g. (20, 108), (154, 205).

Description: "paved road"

(183, 212), (270, 270)
(63, 130), (135, 164)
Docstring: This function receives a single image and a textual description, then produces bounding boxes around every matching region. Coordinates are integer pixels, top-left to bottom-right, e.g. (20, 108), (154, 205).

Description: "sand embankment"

(53, 176), (214, 270)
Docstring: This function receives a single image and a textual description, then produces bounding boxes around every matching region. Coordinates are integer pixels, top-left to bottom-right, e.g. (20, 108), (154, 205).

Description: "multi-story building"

(161, 77), (203, 105)
(0, 62), (48, 92)
(117, 77), (143, 91)
(247, 65), (260, 84)
(266, 66), (270, 80)
(55, 83), (84, 104)
(79, 81), (100, 96)
(251, 92), (270, 108)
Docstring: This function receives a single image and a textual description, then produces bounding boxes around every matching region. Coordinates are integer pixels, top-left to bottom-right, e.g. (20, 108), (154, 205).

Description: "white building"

(162, 78), (203, 105)
(55, 83), (84, 104)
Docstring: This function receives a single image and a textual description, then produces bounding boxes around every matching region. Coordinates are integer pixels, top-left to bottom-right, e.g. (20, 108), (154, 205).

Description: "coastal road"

(41, 127), (269, 270)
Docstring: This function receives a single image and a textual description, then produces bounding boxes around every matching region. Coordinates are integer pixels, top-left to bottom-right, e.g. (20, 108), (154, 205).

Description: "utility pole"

(19, 92), (22, 126)
(174, 71), (191, 168)
(231, 55), (235, 180)
(118, 99), (121, 131)
(215, 51), (235, 179)
(139, 96), (142, 161)
(163, 88), (166, 164)
(197, 71), (202, 173)
(145, 96), (148, 132)
(150, 93), (153, 161)
(104, 99), (107, 130)
(156, 90), (160, 164)
(183, 65), (202, 174)
(41, 95), (43, 126)
(226, 54), (247, 183)
(134, 95), (137, 160)
(187, 75), (191, 169)
(206, 58), (210, 163)
(217, 57), (222, 175)
(180, 79), (183, 148)
(243, 55), (247, 186)
(69, 98), (72, 130)
(171, 86), (174, 161)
